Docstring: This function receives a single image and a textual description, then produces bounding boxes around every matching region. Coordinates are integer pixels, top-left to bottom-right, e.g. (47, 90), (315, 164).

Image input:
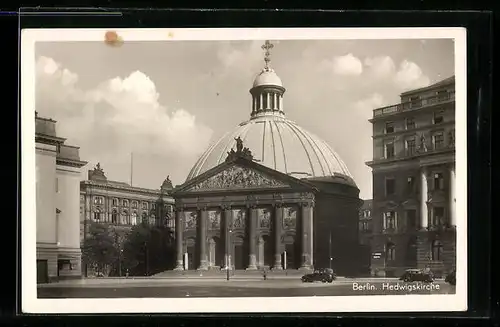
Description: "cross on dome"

(261, 40), (274, 69)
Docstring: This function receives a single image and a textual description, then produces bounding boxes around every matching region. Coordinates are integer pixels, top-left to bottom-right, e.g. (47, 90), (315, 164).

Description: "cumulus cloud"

(36, 56), (213, 187)
(364, 56), (396, 79)
(329, 53), (363, 76)
(353, 93), (386, 120)
(394, 60), (431, 90)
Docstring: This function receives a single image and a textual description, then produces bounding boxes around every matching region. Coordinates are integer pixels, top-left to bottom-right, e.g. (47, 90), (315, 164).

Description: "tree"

(82, 222), (119, 275)
(122, 220), (175, 276)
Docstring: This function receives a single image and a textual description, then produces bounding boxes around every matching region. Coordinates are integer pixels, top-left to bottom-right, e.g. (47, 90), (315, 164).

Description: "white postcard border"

(21, 27), (467, 313)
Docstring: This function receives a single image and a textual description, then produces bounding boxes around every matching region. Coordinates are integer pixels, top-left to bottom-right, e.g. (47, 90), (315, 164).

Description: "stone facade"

(172, 152), (363, 275)
(35, 112), (87, 283)
(366, 76), (456, 278)
(79, 165), (175, 276)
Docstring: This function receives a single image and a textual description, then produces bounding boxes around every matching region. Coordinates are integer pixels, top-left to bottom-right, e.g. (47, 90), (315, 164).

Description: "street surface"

(38, 277), (455, 298)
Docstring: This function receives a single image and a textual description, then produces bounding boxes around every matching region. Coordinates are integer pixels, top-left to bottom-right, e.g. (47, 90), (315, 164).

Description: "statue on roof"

(95, 162), (103, 172)
(235, 136), (244, 153)
(162, 176), (173, 189)
(226, 137), (254, 162)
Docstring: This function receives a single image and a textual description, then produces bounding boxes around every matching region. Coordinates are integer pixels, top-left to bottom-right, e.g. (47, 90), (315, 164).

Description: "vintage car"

(301, 269), (336, 283)
(399, 269), (434, 283)
(445, 269), (456, 285)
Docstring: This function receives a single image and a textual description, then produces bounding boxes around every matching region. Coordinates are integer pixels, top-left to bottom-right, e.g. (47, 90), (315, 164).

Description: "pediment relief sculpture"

(188, 166), (288, 191)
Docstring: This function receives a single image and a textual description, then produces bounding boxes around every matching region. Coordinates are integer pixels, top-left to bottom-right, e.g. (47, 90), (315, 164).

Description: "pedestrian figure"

(263, 268), (267, 281)
(125, 269), (129, 279)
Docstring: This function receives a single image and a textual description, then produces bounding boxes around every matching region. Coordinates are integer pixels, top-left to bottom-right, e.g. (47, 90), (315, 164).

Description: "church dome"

(253, 68), (283, 88)
(186, 114), (353, 182)
(185, 40), (354, 185)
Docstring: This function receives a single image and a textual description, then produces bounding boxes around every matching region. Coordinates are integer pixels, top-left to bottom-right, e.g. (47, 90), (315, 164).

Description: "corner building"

(35, 113), (88, 283)
(172, 41), (364, 275)
(366, 76), (456, 277)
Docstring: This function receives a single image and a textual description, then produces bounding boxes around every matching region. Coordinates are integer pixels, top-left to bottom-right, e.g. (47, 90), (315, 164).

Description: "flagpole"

(130, 152), (134, 187)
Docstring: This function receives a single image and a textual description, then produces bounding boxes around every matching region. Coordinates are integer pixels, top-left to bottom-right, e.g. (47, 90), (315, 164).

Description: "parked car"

(301, 269), (336, 283)
(399, 269), (434, 283)
(445, 269), (456, 285)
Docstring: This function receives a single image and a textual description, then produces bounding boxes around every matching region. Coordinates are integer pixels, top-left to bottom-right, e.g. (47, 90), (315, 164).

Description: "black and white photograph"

(21, 28), (467, 313)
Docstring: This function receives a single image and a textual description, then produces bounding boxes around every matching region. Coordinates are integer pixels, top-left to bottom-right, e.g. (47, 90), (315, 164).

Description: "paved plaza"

(37, 277), (455, 298)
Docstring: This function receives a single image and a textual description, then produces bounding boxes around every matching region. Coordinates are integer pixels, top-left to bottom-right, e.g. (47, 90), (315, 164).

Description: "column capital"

(197, 204), (208, 211)
(246, 203), (258, 209)
(299, 201), (314, 208)
(272, 202), (284, 208)
(221, 204), (232, 211)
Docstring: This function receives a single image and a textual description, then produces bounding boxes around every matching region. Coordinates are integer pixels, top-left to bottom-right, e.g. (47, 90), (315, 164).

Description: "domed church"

(171, 41), (366, 276)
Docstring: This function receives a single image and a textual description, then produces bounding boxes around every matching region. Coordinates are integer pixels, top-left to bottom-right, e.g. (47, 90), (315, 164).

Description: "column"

(449, 165), (456, 227)
(266, 93), (270, 109)
(259, 94), (263, 111)
(246, 205), (258, 270)
(273, 93), (278, 110)
(420, 168), (429, 229)
(197, 208), (208, 270)
(299, 202), (312, 269)
(272, 203), (283, 270)
(174, 209), (184, 270)
(223, 206), (232, 269)
(280, 95), (283, 112)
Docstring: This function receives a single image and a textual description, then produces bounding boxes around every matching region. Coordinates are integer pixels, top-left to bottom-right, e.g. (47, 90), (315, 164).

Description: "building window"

(152, 203), (156, 210)
(406, 176), (416, 194)
(94, 197), (103, 205)
(363, 210), (370, 218)
(433, 172), (444, 190)
(123, 199), (129, 207)
(111, 210), (118, 224)
(384, 211), (396, 230)
(129, 211), (135, 225)
(142, 202), (148, 210)
(385, 141), (395, 159)
(437, 90), (448, 100)
(112, 198), (118, 206)
(93, 209), (101, 222)
(385, 122), (394, 134)
(410, 96), (421, 108)
(405, 137), (416, 156)
(433, 111), (444, 124)
(132, 201), (138, 209)
(431, 240), (443, 261)
(385, 178), (396, 196)
(386, 243), (396, 261)
(406, 209), (417, 230)
(142, 212), (148, 224)
(406, 117), (415, 129)
(432, 207), (445, 226)
(432, 132), (444, 149)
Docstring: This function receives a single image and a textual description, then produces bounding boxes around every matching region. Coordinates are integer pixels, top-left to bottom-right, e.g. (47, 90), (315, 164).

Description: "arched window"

(122, 210), (129, 225)
(431, 240), (443, 261)
(112, 198), (118, 206)
(386, 242), (396, 261)
(130, 211), (137, 225)
(111, 210), (118, 224)
(123, 199), (129, 207)
(132, 201), (138, 209)
(93, 209), (101, 222)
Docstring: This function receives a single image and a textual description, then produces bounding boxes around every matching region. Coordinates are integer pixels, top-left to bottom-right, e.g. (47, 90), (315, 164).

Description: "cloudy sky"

(35, 38), (454, 199)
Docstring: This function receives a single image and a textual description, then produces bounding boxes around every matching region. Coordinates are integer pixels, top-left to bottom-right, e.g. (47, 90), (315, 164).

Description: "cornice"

(81, 180), (173, 197)
(56, 158), (88, 168)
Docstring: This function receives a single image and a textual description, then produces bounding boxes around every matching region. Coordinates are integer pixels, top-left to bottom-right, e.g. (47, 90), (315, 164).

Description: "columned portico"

(449, 164), (456, 227)
(223, 205), (233, 269)
(299, 202), (313, 269)
(246, 205), (258, 270)
(272, 203), (283, 270)
(174, 208), (184, 270)
(197, 207), (208, 270)
(420, 168), (429, 230)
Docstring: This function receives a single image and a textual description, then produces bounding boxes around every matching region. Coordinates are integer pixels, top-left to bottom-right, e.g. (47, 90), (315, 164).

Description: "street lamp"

(118, 248), (123, 277)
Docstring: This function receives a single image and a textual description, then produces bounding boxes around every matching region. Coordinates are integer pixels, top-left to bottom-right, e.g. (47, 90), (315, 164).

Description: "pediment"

(184, 165), (290, 192)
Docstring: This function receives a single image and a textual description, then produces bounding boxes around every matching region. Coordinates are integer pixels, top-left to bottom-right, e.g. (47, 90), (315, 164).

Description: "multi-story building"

(79, 164), (175, 275)
(366, 76), (456, 278)
(359, 199), (373, 247)
(36, 112), (88, 283)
